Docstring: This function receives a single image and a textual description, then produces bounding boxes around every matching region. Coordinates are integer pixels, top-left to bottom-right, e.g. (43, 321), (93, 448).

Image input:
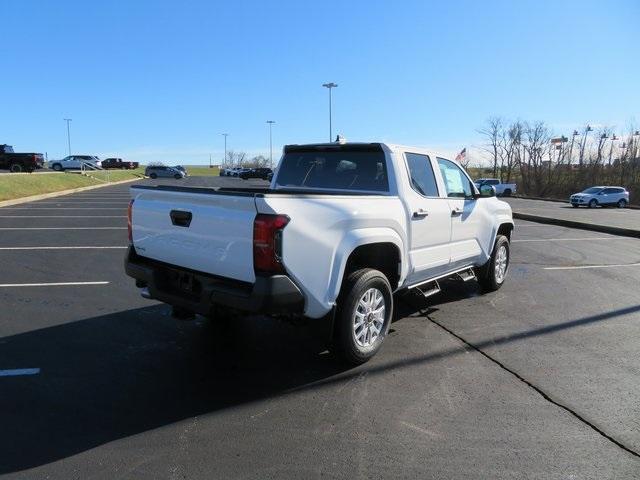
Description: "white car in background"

(49, 155), (102, 171)
(570, 186), (629, 208)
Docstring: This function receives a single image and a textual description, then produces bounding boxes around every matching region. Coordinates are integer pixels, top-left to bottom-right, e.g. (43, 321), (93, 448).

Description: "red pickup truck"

(0, 144), (44, 172)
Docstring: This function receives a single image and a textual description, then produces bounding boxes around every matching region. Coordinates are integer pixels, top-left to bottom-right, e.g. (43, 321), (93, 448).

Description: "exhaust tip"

(140, 287), (152, 299)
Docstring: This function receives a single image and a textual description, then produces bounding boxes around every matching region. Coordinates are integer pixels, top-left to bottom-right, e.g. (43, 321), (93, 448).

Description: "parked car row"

(219, 167), (273, 179)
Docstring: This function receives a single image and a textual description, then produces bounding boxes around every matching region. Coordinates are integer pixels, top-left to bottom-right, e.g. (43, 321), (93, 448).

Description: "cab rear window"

(275, 148), (388, 192)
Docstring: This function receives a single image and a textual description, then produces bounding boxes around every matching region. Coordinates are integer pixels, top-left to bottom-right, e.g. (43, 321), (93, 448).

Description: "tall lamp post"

(63, 118), (72, 156)
(322, 82), (338, 141)
(578, 124), (593, 167)
(221, 133), (229, 165)
(266, 120), (275, 167)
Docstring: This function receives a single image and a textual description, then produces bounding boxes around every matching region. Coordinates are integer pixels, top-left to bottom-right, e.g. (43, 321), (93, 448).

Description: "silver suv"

(145, 165), (186, 179)
(570, 186), (629, 208)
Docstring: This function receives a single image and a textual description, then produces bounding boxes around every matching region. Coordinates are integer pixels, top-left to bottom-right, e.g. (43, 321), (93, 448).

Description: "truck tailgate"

(131, 187), (257, 283)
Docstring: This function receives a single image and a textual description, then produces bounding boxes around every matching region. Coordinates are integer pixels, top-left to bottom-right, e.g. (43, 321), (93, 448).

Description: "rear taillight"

(253, 214), (289, 275)
(127, 199), (134, 244)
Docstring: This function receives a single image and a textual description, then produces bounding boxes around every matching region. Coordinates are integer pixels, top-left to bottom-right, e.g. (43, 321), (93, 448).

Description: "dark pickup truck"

(102, 158), (139, 169)
(0, 144), (44, 172)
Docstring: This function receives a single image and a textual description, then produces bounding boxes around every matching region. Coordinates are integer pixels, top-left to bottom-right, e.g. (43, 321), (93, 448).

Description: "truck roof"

(283, 141), (455, 161)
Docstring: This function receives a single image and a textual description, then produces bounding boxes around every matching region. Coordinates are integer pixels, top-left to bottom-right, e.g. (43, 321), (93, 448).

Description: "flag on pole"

(455, 148), (466, 162)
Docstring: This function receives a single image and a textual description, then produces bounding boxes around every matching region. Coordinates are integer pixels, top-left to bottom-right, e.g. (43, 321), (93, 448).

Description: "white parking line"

(0, 281), (109, 287)
(0, 368), (40, 377)
(544, 263), (640, 271)
(0, 215), (127, 218)
(1, 208), (124, 210)
(0, 246), (127, 250)
(0, 227), (126, 230)
(512, 237), (615, 243)
(33, 202), (129, 204)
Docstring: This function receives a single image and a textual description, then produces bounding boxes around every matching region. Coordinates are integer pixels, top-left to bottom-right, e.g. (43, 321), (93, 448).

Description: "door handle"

(451, 208), (463, 217)
(412, 209), (429, 218)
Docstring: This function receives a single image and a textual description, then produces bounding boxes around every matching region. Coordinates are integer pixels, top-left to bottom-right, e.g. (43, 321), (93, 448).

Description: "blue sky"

(2, 0), (638, 164)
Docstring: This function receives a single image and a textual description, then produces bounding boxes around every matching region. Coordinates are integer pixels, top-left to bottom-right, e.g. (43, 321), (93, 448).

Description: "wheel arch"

(326, 229), (405, 310)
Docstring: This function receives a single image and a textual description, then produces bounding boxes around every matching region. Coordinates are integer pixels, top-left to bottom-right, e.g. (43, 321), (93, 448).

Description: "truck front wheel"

(476, 235), (510, 292)
(9, 163), (23, 173)
(332, 268), (393, 365)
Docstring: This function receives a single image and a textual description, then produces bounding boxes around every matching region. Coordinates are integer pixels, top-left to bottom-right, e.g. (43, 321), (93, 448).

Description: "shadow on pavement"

(2, 288), (638, 474)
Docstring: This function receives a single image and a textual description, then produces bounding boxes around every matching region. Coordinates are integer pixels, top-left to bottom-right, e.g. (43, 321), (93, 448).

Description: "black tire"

(572, 204), (579, 208)
(476, 235), (510, 293)
(174, 174), (181, 179)
(332, 268), (393, 365)
(149, 173), (157, 179)
(52, 163), (63, 171)
(9, 163), (23, 173)
(617, 199), (627, 208)
(503, 188), (512, 197)
(588, 199), (597, 208)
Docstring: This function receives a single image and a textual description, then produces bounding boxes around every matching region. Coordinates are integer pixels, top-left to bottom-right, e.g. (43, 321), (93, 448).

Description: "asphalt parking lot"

(1, 179), (639, 479)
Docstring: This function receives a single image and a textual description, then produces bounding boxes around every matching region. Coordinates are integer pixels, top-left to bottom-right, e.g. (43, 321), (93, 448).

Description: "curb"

(0, 177), (143, 207)
(513, 212), (640, 239)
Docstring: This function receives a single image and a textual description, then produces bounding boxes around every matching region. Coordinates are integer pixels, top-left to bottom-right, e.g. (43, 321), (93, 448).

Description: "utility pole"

(221, 133), (229, 165)
(63, 118), (72, 156)
(266, 121), (275, 167)
(322, 82), (338, 141)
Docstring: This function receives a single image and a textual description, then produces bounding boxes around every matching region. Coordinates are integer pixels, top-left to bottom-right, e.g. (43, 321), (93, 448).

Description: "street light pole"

(266, 120), (275, 167)
(322, 82), (338, 141)
(63, 118), (72, 156)
(578, 124), (592, 167)
(221, 133), (229, 165)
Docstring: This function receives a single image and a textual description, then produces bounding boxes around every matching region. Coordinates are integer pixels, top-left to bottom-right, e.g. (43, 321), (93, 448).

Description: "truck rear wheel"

(9, 163), (23, 173)
(332, 268), (393, 365)
(476, 235), (510, 292)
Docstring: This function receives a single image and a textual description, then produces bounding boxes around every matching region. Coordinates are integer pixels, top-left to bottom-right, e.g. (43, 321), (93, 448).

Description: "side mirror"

(479, 184), (496, 198)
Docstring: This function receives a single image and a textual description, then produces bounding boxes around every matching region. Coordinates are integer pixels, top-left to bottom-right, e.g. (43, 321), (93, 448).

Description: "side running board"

(417, 280), (441, 298)
(456, 268), (476, 282)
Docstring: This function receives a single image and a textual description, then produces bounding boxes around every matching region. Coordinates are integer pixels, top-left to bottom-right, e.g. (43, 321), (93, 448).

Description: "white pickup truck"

(126, 142), (513, 364)
(474, 178), (516, 197)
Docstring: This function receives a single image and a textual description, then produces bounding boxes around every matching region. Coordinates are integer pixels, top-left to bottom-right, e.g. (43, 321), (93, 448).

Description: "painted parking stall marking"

(0, 368), (40, 377)
(0, 246), (127, 251)
(0, 281), (110, 287)
(0, 227), (126, 230)
(544, 263), (640, 271)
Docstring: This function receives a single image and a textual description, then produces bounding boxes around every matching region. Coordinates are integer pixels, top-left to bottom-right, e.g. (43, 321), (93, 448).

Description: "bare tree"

(478, 117), (503, 179)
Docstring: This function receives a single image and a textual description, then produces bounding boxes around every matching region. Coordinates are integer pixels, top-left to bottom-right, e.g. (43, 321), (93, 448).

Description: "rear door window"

(405, 153), (438, 197)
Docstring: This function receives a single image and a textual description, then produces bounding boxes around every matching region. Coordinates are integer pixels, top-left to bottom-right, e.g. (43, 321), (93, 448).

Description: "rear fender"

(326, 228), (405, 308)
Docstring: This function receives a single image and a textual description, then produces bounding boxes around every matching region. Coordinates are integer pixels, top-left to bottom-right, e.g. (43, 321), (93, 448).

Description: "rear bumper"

(124, 247), (304, 316)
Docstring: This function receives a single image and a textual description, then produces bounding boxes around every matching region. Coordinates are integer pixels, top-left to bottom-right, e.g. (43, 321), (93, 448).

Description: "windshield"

(275, 148), (388, 192)
(582, 187), (602, 194)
